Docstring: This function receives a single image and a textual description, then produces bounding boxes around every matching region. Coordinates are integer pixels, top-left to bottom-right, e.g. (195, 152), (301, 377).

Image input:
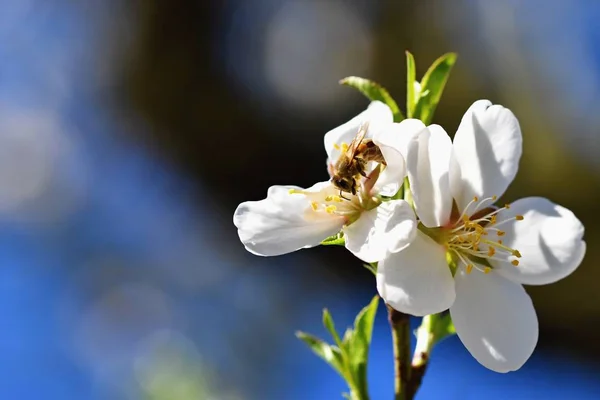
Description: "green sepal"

(321, 232), (345, 246)
(429, 312), (456, 346)
(413, 53), (457, 125)
(340, 77), (405, 122)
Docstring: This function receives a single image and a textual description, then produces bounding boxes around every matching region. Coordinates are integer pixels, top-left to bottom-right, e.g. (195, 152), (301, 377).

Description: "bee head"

(331, 175), (356, 195)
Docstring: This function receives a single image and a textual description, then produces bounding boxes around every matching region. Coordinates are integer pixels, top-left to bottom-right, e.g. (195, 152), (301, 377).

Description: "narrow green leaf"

(361, 263), (377, 275)
(340, 76), (405, 122)
(323, 309), (344, 348)
(347, 296), (379, 397)
(405, 51), (417, 118)
(296, 331), (346, 378)
(413, 53), (457, 125)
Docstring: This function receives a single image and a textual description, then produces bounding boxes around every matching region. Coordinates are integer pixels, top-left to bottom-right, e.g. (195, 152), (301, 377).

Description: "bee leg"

(339, 190), (351, 201)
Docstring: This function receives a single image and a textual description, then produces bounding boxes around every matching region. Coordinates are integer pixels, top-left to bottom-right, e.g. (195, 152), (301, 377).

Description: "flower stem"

(408, 315), (434, 399)
(387, 304), (411, 400)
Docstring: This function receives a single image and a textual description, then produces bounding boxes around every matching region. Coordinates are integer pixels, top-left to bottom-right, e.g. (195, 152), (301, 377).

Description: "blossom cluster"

(233, 100), (585, 372)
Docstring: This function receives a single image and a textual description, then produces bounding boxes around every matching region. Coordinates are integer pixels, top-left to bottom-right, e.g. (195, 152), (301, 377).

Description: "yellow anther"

(288, 189), (296, 194)
(333, 143), (341, 150)
(462, 215), (470, 223)
(515, 215), (524, 221)
(497, 230), (506, 237)
(331, 196), (343, 202)
(490, 215), (497, 224)
(511, 259), (520, 266)
(512, 250), (522, 258)
(487, 246), (496, 257)
(310, 201), (318, 211)
(504, 203), (511, 209)
(341, 143), (349, 152)
(473, 196), (479, 202)
(497, 240), (503, 244)
(325, 205), (337, 214)
(484, 267), (492, 274)
(492, 195), (497, 201)
(466, 264), (473, 274)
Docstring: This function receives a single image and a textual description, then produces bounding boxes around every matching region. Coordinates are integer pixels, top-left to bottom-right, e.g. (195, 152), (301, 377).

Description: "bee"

(330, 122), (386, 198)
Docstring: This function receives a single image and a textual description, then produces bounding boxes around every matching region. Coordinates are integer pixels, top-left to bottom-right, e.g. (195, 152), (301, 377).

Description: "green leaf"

(413, 53), (457, 125)
(321, 232), (345, 246)
(347, 296), (379, 397)
(340, 76), (405, 122)
(405, 51), (417, 118)
(323, 309), (344, 348)
(296, 331), (346, 378)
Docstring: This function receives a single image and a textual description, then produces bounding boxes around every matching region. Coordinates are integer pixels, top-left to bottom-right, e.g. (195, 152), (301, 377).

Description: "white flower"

(234, 101), (416, 263)
(376, 100), (586, 372)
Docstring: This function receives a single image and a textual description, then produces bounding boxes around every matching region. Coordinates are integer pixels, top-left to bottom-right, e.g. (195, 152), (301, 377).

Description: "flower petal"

(371, 142), (406, 197)
(406, 124), (453, 227)
(323, 101), (393, 163)
(491, 197), (586, 285)
(373, 118), (426, 159)
(377, 231), (455, 316)
(344, 200), (416, 263)
(450, 270), (538, 372)
(450, 100), (523, 212)
(234, 184), (345, 256)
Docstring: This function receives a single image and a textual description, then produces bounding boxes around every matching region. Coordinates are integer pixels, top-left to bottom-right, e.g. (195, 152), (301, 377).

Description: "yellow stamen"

(484, 267), (492, 274)
(473, 196), (479, 202)
(341, 143), (349, 152)
(497, 240), (503, 244)
(466, 264), (473, 274)
(513, 250), (522, 258)
(333, 143), (340, 150)
(515, 215), (524, 221)
(511, 259), (520, 266)
(310, 201), (318, 211)
(504, 203), (511, 209)
(497, 230), (506, 237)
(325, 205), (337, 214)
(492, 195), (497, 200)
(487, 246), (496, 257)
(490, 215), (497, 224)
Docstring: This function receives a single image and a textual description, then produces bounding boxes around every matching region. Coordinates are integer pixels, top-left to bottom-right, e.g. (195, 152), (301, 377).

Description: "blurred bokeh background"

(1, 0), (600, 399)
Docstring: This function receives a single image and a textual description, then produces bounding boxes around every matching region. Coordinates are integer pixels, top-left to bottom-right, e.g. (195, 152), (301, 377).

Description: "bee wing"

(346, 122), (369, 159)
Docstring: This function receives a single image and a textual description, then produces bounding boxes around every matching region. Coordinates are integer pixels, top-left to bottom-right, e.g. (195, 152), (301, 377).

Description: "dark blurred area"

(2, 0), (600, 399)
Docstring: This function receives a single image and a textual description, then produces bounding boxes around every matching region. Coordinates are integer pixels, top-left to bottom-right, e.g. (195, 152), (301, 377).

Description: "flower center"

(443, 196), (524, 275)
(288, 183), (381, 225)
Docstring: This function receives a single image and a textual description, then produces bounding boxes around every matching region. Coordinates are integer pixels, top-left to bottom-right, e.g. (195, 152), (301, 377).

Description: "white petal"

(450, 100), (523, 212)
(373, 118), (426, 159)
(406, 125), (453, 227)
(491, 197), (586, 285)
(234, 184), (345, 256)
(377, 231), (455, 316)
(344, 200), (416, 263)
(450, 270), (538, 372)
(323, 101), (393, 162)
(371, 142), (406, 197)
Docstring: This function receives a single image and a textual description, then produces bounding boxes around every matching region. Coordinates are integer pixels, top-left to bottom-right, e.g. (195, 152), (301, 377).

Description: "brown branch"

(387, 304), (411, 400)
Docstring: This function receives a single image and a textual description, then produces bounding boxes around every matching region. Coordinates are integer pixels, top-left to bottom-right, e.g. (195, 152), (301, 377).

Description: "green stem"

(387, 305), (411, 400)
